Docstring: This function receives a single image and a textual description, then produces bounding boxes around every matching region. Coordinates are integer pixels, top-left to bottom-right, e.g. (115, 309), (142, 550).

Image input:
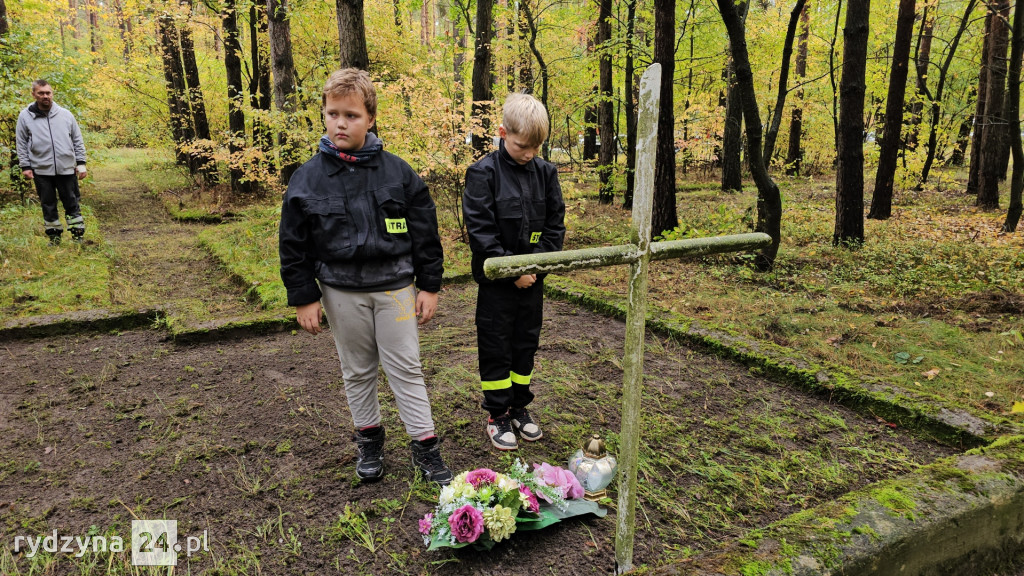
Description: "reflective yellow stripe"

(510, 371), (532, 385)
(385, 218), (408, 233)
(530, 231), (542, 243)
(481, 377), (512, 391)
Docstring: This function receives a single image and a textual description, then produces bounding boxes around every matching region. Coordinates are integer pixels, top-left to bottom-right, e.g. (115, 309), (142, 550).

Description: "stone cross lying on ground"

(484, 64), (772, 574)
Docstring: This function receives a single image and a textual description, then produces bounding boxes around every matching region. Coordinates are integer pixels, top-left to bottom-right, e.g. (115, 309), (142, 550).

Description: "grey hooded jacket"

(16, 102), (87, 176)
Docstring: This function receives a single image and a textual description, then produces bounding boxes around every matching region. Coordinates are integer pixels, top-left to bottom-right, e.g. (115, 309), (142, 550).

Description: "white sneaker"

(487, 415), (518, 450)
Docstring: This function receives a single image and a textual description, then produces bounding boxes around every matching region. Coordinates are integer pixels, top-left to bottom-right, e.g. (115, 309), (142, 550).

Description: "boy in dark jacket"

(279, 68), (453, 485)
(463, 93), (566, 451)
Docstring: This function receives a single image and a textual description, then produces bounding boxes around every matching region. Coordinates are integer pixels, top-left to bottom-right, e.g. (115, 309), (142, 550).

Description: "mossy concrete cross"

(484, 64), (772, 573)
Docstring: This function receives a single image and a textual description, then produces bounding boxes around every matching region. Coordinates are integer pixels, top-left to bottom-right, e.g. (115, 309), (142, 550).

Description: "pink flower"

(418, 513), (433, 535)
(448, 505), (485, 543)
(464, 468), (497, 487)
(519, 484), (540, 513)
(533, 462), (584, 500)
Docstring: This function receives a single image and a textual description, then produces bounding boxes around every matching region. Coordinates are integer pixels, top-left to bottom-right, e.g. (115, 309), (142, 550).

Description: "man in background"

(16, 79), (87, 245)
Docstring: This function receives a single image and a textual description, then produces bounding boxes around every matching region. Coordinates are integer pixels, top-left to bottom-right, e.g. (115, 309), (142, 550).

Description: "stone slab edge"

(0, 309), (161, 342)
(650, 435), (1024, 576)
(543, 276), (1023, 446)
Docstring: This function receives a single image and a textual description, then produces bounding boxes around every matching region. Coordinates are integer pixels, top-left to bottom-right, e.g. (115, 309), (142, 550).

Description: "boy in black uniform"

(279, 68), (453, 484)
(463, 93), (566, 451)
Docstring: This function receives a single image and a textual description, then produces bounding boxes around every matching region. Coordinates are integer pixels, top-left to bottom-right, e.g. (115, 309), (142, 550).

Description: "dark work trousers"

(476, 278), (544, 418)
(34, 174), (83, 238)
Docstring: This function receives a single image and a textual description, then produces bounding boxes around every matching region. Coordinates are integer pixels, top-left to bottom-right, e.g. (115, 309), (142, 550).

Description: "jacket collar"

(322, 148), (382, 175)
(28, 102), (57, 119)
(498, 140), (536, 172)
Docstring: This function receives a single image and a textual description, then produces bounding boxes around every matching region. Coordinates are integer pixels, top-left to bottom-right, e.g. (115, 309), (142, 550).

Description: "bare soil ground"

(0, 167), (960, 575)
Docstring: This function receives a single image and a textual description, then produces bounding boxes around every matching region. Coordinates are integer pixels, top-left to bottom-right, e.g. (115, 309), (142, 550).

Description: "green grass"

(0, 202), (113, 318)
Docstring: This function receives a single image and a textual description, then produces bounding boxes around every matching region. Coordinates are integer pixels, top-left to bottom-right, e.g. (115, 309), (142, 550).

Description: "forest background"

(1, 0), (1024, 454)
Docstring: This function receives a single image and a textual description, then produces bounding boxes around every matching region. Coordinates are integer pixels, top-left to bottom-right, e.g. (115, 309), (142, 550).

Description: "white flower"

(439, 485), (456, 505)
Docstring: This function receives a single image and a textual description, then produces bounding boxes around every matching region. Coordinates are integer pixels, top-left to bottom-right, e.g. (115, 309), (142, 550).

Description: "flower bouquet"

(419, 460), (607, 550)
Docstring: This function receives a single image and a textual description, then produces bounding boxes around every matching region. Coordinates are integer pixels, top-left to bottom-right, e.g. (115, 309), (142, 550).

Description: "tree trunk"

(583, 92), (598, 160)
(0, 0), (9, 36)
(722, 57), (744, 191)
(828, 0), (843, 149)
(454, 20), (467, 110)
(597, 0), (615, 204)
(88, 5), (100, 55)
(336, 0), (369, 70)
(268, 0), (300, 183)
(623, 0), (638, 209)
(223, 0), (251, 196)
(113, 0), (132, 59)
(977, 0), (1010, 210)
(518, 0), (533, 89)
(868, 0), (915, 220)
(785, 2), (809, 176)
(762, 0), (807, 170)
(906, 6), (933, 150)
(652, 0), (678, 236)
(393, 0), (402, 28)
(918, 0), (977, 184)
(158, 14), (193, 167)
(471, 0), (495, 155)
(1001, 0), (1023, 232)
(950, 110), (973, 166)
(180, 18), (217, 184)
(968, 9), (994, 196)
(717, 0), (782, 271)
(250, 2), (272, 155)
(834, 0), (870, 246)
(521, 0), (550, 159)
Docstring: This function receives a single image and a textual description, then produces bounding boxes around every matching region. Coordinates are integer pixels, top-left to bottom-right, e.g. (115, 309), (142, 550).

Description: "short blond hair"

(322, 68), (377, 116)
(502, 93), (548, 146)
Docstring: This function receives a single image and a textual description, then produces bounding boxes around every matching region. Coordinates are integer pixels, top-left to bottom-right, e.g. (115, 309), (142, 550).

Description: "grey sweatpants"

(320, 282), (437, 439)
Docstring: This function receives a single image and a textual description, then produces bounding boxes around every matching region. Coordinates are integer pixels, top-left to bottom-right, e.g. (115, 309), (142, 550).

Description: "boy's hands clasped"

(514, 274), (536, 289)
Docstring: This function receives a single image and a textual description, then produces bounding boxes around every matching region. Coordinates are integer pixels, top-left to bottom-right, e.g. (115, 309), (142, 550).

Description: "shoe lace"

(356, 435), (384, 459)
(511, 409), (534, 426)
(416, 441), (446, 471)
(491, 415), (514, 435)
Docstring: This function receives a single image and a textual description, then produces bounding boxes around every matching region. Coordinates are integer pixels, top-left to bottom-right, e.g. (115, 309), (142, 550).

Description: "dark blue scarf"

(318, 132), (382, 163)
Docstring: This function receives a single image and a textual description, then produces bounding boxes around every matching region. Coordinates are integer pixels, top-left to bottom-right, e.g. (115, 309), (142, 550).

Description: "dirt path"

(86, 164), (261, 325)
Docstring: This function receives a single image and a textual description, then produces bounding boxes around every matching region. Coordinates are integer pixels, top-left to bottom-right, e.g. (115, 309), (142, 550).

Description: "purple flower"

(534, 462), (584, 500)
(464, 468), (497, 488)
(448, 505), (485, 543)
(519, 484), (540, 513)
(418, 513), (433, 535)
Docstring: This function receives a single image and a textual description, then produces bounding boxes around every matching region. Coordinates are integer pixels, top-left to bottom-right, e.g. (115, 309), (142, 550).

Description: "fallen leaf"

(44, 446), (53, 455)
(985, 391), (996, 398)
(1012, 402), (1024, 414)
(922, 368), (940, 380)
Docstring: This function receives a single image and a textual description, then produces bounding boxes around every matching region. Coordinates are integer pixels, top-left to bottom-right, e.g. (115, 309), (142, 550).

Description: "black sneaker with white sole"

(486, 414), (518, 450)
(510, 408), (543, 441)
(353, 426), (385, 481)
(410, 436), (454, 486)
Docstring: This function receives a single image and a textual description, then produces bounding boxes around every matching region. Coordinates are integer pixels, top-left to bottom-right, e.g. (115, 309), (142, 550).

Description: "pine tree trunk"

(906, 7), (933, 150)
(88, 6), (100, 55)
(868, 0), (915, 220)
(785, 3), (809, 176)
(250, 3), (272, 156)
(977, 0), (1010, 210)
(762, 0), (806, 171)
(471, 0), (494, 155)
(597, 0), (615, 204)
(968, 9), (994, 196)
(223, 0), (251, 196)
(268, 0), (300, 183)
(721, 57), (743, 191)
(834, 0), (870, 246)
(623, 0), (638, 209)
(180, 19), (217, 184)
(336, 0), (369, 70)
(919, 0), (977, 184)
(1001, 0), (1023, 232)
(717, 0), (782, 271)
(0, 0), (9, 36)
(652, 0), (678, 236)
(158, 14), (193, 167)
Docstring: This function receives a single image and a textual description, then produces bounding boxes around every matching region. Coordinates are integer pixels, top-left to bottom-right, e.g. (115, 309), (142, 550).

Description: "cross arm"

(483, 232), (772, 280)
